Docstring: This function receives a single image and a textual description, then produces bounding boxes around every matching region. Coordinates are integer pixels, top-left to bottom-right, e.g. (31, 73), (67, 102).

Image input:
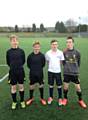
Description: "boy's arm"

(77, 51), (81, 67)
(27, 55), (31, 68)
(6, 51), (10, 66)
(42, 55), (46, 67)
(22, 50), (25, 65)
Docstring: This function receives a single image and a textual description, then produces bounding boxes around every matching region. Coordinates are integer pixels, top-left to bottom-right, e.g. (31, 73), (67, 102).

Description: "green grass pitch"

(0, 36), (88, 120)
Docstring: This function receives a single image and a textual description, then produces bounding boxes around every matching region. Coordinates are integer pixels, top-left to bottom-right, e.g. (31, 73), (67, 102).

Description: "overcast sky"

(0, 0), (88, 27)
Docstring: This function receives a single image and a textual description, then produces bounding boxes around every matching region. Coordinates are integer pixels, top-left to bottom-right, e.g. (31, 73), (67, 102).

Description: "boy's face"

(10, 38), (19, 48)
(66, 39), (74, 49)
(33, 44), (40, 54)
(51, 42), (58, 51)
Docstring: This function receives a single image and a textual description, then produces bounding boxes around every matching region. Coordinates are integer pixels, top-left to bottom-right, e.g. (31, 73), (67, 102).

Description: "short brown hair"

(67, 36), (74, 43)
(10, 35), (18, 41)
(51, 39), (58, 44)
(33, 41), (40, 46)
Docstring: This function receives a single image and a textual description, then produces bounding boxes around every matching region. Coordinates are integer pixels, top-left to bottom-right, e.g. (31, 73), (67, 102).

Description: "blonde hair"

(33, 41), (40, 46)
(10, 35), (18, 41)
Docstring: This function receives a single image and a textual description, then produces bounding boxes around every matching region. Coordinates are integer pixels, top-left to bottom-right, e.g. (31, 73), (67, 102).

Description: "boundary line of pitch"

(0, 64), (8, 83)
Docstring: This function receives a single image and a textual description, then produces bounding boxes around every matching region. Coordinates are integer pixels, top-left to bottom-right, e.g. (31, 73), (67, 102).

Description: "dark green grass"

(0, 37), (88, 120)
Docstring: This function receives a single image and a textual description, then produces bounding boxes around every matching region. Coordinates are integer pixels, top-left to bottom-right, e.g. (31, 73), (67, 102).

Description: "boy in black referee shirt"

(26, 41), (46, 105)
(6, 35), (26, 109)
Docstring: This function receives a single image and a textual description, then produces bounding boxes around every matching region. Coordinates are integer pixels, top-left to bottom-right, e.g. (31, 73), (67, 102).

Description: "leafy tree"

(40, 24), (45, 32)
(15, 25), (19, 32)
(55, 21), (66, 33)
(55, 21), (60, 32)
(32, 23), (36, 32)
(76, 24), (87, 32)
(59, 22), (66, 33)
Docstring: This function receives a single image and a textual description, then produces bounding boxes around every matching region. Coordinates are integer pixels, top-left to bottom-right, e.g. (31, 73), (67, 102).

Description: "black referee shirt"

(6, 48), (25, 70)
(27, 52), (45, 73)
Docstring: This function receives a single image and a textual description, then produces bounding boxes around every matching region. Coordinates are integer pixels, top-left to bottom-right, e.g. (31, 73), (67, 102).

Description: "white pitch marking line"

(0, 64), (8, 67)
(0, 73), (9, 83)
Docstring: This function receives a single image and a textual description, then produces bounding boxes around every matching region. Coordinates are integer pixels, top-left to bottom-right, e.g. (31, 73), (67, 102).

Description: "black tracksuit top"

(6, 48), (25, 70)
(27, 52), (45, 73)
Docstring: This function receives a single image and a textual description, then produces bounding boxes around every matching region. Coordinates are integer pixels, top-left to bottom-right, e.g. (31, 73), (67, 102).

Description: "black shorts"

(29, 72), (44, 85)
(63, 74), (80, 84)
(10, 68), (25, 85)
(48, 72), (62, 86)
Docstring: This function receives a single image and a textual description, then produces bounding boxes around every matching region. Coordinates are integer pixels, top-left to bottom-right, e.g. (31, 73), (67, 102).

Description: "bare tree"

(65, 18), (77, 32)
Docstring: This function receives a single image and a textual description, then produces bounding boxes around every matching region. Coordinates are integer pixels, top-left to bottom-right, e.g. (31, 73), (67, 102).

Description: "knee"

(11, 85), (16, 93)
(63, 83), (69, 90)
(19, 84), (24, 91)
(30, 85), (35, 90)
(39, 84), (44, 88)
(75, 84), (81, 92)
(57, 85), (62, 89)
(49, 85), (54, 88)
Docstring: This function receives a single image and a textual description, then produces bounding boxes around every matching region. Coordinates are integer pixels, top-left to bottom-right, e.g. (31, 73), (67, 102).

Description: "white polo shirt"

(45, 49), (64, 73)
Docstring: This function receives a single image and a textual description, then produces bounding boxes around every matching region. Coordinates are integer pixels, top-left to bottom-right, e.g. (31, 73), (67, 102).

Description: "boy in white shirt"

(45, 40), (64, 106)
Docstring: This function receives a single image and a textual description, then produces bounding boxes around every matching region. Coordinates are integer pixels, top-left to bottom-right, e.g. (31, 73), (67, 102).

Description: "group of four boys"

(6, 35), (87, 110)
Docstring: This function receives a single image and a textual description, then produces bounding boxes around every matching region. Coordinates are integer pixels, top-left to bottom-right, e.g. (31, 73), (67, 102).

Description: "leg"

(10, 70), (18, 109)
(73, 75), (87, 108)
(39, 84), (44, 99)
(62, 75), (70, 106)
(57, 85), (63, 106)
(55, 73), (62, 99)
(17, 69), (26, 108)
(29, 84), (35, 99)
(11, 85), (17, 102)
(75, 83), (82, 100)
(49, 85), (54, 98)
(75, 83), (87, 108)
(72, 76), (82, 101)
(8, 70), (11, 84)
(63, 82), (69, 99)
(62, 82), (69, 106)
(55, 72), (63, 106)
(48, 85), (54, 104)
(26, 84), (35, 105)
(18, 84), (25, 108)
(11, 85), (17, 109)
(18, 84), (24, 102)
(39, 84), (46, 105)
(48, 72), (54, 104)
(57, 85), (62, 99)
